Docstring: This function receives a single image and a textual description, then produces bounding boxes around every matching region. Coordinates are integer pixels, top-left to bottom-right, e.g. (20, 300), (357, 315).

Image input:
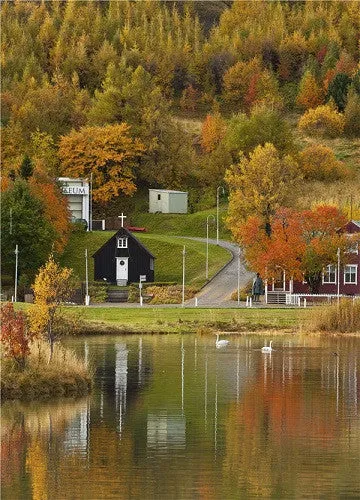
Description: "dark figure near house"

(252, 273), (264, 302)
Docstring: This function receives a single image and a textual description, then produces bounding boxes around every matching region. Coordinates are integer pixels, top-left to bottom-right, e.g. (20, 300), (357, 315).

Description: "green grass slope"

(60, 231), (231, 285)
(132, 206), (231, 239)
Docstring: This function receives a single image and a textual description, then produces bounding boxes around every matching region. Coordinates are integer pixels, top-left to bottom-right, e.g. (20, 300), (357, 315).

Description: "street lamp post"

(206, 215), (215, 279)
(216, 186), (225, 245)
(182, 246), (186, 307)
(14, 244), (18, 302)
(237, 247), (241, 306)
(89, 173), (93, 232)
(85, 248), (90, 305)
(337, 247), (340, 302)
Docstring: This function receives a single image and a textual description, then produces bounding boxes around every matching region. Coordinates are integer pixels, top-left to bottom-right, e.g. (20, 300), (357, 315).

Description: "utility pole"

(216, 186), (225, 245)
(85, 248), (90, 305)
(206, 214), (215, 279)
(237, 247), (241, 306)
(182, 246), (186, 307)
(337, 247), (340, 303)
(89, 173), (93, 232)
(14, 244), (19, 302)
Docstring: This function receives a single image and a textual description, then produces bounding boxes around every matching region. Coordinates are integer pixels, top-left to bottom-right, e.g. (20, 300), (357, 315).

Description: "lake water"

(2, 334), (360, 499)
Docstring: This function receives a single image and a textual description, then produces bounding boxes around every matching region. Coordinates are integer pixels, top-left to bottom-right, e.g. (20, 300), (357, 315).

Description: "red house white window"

(344, 265), (357, 285)
(347, 242), (359, 254)
(322, 264), (337, 284)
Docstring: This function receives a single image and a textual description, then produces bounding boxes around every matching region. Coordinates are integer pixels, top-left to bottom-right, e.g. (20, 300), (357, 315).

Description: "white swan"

(216, 334), (229, 348)
(261, 340), (273, 352)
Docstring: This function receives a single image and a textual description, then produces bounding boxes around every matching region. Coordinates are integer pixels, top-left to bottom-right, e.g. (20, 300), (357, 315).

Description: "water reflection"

(2, 335), (360, 499)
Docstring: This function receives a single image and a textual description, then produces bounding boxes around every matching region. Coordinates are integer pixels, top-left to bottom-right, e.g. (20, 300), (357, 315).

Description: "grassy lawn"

(132, 206), (231, 239)
(60, 231), (231, 285)
(64, 306), (308, 333)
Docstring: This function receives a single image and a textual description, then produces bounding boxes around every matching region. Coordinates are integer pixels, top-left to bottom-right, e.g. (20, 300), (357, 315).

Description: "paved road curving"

(183, 237), (254, 307)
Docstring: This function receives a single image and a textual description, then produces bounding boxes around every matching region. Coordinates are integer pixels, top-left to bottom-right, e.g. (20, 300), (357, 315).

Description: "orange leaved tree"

(200, 113), (227, 153)
(234, 206), (352, 293)
(59, 123), (145, 204)
(29, 172), (71, 253)
(0, 302), (33, 369)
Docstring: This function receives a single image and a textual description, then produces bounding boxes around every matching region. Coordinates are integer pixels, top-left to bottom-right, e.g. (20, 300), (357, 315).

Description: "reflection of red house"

(266, 221), (360, 302)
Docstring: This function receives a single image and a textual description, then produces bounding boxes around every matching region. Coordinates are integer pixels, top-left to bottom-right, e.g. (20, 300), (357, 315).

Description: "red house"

(265, 221), (360, 303)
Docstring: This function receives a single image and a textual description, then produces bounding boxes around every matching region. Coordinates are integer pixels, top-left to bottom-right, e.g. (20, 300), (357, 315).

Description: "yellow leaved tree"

(29, 255), (76, 362)
(225, 143), (300, 237)
(59, 123), (145, 204)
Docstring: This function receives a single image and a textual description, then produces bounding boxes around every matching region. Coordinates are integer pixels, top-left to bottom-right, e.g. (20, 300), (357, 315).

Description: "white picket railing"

(285, 293), (360, 307)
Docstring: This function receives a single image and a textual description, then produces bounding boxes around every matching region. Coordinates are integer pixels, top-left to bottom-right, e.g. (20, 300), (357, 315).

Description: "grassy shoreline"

(66, 305), (307, 334)
(15, 303), (360, 337)
(1, 340), (93, 401)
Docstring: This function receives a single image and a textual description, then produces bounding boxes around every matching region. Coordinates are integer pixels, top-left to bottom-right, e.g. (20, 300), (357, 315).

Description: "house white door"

(116, 257), (129, 285)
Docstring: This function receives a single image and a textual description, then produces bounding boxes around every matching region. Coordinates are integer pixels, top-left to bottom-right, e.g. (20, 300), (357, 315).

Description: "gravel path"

(183, 237), (254, 307)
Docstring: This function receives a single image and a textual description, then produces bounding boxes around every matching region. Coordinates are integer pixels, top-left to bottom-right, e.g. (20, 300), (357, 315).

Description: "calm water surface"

(2, 334), (360, 499)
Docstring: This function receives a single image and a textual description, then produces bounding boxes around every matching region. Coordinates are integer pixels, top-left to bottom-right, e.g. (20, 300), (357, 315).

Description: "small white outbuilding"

(149, 189), (188, 214)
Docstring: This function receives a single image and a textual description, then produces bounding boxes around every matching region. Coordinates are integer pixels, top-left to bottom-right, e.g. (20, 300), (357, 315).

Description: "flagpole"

(14, 244), (18, 302)
(337, 247), (340, 303)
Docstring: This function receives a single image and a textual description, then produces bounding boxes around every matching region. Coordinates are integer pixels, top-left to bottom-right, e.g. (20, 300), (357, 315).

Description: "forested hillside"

(1, 0), (360, 282)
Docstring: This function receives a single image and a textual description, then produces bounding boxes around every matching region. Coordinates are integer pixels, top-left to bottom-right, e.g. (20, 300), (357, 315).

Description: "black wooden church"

(92, 226), (155, 286)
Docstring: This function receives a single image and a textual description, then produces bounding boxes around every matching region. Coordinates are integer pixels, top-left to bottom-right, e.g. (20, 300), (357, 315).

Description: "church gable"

(92, 224), (155, 285)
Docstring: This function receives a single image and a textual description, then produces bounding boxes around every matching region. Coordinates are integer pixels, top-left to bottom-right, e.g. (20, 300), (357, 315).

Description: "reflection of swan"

(261, 340), (273, 352)
(216, 334), (229, 348)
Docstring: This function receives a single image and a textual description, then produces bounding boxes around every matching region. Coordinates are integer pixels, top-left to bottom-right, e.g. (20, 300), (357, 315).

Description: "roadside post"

(337, 247), (340, 304)
(216, 186), (225, 245)
(182, 246), (186, 307)
(206, 215), (215, 279)
(85, 249), (90, 306)
(237, 247), (241, 306)
(139, 275), (146, 306)
(14, 244), (19, 303)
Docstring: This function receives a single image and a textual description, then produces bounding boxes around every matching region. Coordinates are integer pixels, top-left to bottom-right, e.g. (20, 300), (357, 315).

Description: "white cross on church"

(118, 213), (127, 228)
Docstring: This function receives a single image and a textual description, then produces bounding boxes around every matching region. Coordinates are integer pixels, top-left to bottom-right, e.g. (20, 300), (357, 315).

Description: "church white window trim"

(117, 237), (128, 248)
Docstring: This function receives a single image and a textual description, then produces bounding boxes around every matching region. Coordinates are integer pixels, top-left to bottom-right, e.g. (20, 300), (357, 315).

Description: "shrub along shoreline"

(1, 339), (92, 401)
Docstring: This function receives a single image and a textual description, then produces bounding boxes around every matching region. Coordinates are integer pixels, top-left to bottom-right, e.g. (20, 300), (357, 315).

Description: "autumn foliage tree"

(296, 71), (324, 110)
(299, 144), (350, 182)
(225, 143), (300, 236)
(224, 106), (295, 160)
(0, 303), (33, 369)
(234, 206), (351, 293)
(59, 123), (145, 204)
(29, 173), (71, 253)
(344, 87), (360, 137)
(298, 104), (345, 137)
(200, 112), (227, 153)
(29, 255), (76, 362)
(180, 84), (198, 111)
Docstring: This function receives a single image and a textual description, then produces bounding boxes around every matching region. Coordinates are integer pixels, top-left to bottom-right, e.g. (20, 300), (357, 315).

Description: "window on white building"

(344, 264), (357, 285)
(117, 237), (128, 248)
(322, 264), (337, 284)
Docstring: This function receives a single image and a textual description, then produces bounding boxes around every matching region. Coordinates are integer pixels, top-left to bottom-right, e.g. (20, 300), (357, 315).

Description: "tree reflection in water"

(1, 335), (359, 499)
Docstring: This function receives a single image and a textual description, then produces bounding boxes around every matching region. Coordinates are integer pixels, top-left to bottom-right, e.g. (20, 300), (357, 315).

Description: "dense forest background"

(1, 0), (360, 218)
